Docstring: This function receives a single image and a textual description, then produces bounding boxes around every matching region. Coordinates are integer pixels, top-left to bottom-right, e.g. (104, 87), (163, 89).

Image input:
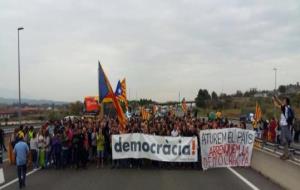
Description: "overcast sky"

(0, 0), (299, 102)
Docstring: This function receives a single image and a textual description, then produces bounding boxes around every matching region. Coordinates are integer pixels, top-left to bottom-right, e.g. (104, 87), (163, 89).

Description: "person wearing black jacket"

(72, 128), (85, 169)
(273, 96), (294, 160)
(102, 121), (111, 162)
(78, 129), (86, 168)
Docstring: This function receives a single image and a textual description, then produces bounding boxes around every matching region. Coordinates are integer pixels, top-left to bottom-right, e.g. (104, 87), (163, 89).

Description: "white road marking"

(262, 147), (283, 155)
(0, 168), (40, 190)
(293, 157), (300, 162)
(254, 147), (300, 167)
(227, 167), (260, 190)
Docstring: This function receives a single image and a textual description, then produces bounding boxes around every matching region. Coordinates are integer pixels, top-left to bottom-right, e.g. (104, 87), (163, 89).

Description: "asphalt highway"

(0, 162), (283, 190)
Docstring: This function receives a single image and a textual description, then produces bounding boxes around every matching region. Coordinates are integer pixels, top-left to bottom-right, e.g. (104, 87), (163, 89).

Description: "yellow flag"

(120, 78), (128, 110)
(255, 102), (262, 122)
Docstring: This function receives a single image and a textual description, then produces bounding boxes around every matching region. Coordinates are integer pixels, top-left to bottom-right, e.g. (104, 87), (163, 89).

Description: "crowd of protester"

(255, 117), (300, 144)
(7, 108), (300, 170)
(7, 113), (248, 170)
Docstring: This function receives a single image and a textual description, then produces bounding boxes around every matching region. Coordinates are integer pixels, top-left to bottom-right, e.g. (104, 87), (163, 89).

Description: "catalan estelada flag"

(98, 63), (110, 103)
(98, 62), (127, 130)
(115, 80), (122, 97)
(115, 78), (128, 110)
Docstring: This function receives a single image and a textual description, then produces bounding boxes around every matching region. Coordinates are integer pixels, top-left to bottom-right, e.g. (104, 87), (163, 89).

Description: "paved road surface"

(0, 162), (283, 190)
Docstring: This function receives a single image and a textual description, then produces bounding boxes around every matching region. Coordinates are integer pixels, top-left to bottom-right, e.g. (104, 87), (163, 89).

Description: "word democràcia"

(114, 136), (197, 156)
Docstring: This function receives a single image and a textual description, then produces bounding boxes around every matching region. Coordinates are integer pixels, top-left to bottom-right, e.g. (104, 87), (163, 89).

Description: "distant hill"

(0, 97), (68, 105)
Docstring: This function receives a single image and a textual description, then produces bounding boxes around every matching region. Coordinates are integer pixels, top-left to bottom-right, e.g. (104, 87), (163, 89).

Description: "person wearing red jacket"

(269, 117), (277, 143)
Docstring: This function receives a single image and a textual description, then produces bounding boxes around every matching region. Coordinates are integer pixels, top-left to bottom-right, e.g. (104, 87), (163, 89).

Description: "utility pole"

(17, 27), (24, 126)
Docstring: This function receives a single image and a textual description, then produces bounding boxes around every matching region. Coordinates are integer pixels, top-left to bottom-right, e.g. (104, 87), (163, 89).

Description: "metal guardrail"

(254, 138), (300, 160)
(0, 120), (43, 125)
(2, 123), (43, 134)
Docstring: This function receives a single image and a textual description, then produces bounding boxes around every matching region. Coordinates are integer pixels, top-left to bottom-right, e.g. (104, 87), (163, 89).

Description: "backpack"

(285, 106), (295, 126)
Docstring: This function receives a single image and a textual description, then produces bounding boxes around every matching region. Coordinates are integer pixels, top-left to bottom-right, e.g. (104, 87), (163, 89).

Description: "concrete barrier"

(251, 148), (300, 190)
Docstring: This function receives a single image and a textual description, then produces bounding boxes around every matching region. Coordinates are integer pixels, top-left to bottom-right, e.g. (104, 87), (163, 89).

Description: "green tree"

(244, 88), (257, 97)
(139, 99), (154, 106)
(195, 89), (211, 108)
(211, 91), (219, 109)
(68, 101), (84, 115)
(211, 91), (218, 101)
(278, 85), (286, 94)
(48, 111), (61, 121)
(219, 93), (228, 99)
(235, 90), (243, 97)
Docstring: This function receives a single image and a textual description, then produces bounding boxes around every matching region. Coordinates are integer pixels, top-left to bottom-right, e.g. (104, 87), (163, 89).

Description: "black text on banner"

(112, 133), (198, 162)
(200, 128), (255, 170)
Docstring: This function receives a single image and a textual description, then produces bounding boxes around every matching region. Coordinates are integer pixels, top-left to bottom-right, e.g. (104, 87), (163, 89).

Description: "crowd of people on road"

(5, 96), (300, 172)
(1, 96), (299, 189)
(8, 112), (250, 171)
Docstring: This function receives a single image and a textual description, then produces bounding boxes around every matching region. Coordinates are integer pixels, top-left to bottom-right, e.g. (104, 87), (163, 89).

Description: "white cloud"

(0, 0), (299, 102)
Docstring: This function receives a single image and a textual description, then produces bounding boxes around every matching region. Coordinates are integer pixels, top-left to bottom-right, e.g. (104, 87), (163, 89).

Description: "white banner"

(200, 128), (255, 170)
(112, 133), (198, 162)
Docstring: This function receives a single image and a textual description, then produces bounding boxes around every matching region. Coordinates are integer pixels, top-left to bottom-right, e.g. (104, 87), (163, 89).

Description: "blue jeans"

(31, 149), (39, 168)
(281, 125), (292, 156)
(46, 149), (52, 168)
(17, 164), (27, 188)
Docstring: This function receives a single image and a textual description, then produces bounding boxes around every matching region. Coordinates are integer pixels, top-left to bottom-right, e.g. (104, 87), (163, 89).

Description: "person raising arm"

(272, 96), (294, 160)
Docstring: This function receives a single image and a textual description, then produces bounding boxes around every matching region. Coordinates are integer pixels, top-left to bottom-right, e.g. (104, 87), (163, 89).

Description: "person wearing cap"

(13, 133), (29, 189)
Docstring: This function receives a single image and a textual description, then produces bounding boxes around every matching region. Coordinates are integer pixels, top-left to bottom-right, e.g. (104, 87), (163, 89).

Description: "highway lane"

(0, 163), (283, 190)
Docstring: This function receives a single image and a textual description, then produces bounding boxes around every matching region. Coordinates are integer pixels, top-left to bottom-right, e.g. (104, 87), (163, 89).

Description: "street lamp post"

(18, 27), (24, 126)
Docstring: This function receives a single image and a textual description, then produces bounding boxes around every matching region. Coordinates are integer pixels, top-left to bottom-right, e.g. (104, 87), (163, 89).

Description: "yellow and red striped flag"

(255, 102), (262, 122)
(120, 78), (128, 109)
